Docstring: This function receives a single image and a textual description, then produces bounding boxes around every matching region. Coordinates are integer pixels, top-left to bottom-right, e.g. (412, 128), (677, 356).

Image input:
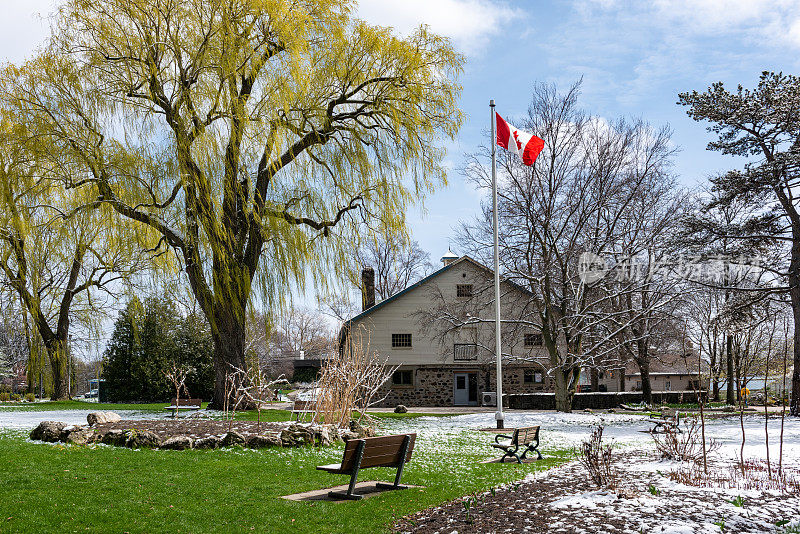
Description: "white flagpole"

(490, 99), (504, 430)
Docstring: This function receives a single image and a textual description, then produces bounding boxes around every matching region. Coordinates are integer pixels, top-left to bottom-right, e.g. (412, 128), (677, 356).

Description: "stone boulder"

(394, 404), (408, 414)
(194, 436), (220, 450)
(245, 434), (282, 449)
(30, 421), (66, 443)
(314, 424), (341, 446)
(126, 430), (161, 449)
(340, 430), (360, 442)
(65, 428), (96, 446)
(59, 425), (83, 442)
(101, 429), (128, 447)
(161, 436), (193, 450)
(87, 412), (121, 426)
(280, 424), (315, 447)
(220, 431), (246, 447)
(349, 419), (375, 438)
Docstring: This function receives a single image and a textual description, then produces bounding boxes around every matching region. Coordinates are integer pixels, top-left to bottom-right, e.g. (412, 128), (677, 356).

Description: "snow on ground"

(383, 410), (800, 469)
(0, 408), (177, 429)
(390, 411), (800, 533)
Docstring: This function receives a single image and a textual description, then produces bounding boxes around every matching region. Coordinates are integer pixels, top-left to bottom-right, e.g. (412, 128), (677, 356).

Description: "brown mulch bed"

(394, 451), (800, 533)
(93, 419), (287, 441)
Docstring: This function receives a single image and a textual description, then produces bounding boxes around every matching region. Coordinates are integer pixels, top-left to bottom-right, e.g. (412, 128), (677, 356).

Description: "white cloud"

(357, 0), (520, 56)
(578, 0), (800, 49)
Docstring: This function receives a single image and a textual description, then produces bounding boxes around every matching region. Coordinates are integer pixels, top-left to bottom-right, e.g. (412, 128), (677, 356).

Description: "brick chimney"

(361, 267), (375, 311)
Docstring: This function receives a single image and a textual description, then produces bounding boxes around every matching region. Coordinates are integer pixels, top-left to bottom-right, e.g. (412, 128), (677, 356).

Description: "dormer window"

(456, 284), (473, 298)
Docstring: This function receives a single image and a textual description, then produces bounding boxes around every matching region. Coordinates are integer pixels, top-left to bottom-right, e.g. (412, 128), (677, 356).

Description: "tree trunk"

(46, 339), (69, 400)
(788, 233), (800, 416)
(726, 334), (735, 405)
(791, 282), (800, 416)
(639, 358), (652, 406)
(553, 368), (575, 412)
(590, 367), (599, 392)
(209, 310), (248, 410)
(619, 370), (626, 392)
(636, 339), (652, 405)
(711, 329), (720, 401)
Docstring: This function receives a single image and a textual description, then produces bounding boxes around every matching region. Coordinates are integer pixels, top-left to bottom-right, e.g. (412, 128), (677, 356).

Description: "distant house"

(594, 352), (709, 393)
(0, 360), (27, 394)
(341, 253), (552, 407)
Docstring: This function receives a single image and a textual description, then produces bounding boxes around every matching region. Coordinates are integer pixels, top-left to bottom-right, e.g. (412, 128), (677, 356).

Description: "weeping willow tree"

(4, 0), (463, 406)
(0, 115), (142, 399)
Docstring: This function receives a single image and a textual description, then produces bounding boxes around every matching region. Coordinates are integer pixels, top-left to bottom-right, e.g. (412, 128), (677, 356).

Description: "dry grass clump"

(312, 327), (396, 428)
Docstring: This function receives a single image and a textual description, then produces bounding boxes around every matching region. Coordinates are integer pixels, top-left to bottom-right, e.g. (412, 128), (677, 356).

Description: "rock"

(161, 436), (193, 450)
(394, 404), (408, 414)
(126, 430), (161, 449)
(87, 412), (121, 426)
(349, 420), (375, 438)
(318, 424), (342, 446)
(65, 428), (96, 446)
(340, 430), (360, 442)
(280, 424), (315, 447)
(194, 436), (220, 450)
(245, 434), (282, 449)
(220, 431), (246, 447)
(101, 429), (128, 447)
(59, 425), (83, 442)
(30, 421), (66, 443)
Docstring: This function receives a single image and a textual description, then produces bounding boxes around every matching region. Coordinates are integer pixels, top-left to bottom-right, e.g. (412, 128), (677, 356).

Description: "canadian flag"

(495, 112), (544, 166)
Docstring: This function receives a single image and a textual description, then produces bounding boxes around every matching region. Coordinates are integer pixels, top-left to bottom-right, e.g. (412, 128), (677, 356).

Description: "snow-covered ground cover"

(383, 410), (800, 469)
(0, 408), (174, 428)
(389, 411), (800, 533)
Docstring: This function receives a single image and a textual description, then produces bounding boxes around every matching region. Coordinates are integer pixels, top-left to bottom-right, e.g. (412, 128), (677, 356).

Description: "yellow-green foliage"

(1, 0), (464, 394)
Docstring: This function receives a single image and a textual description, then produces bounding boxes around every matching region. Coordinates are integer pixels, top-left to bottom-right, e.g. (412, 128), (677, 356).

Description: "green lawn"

(0, 425), (571, 533)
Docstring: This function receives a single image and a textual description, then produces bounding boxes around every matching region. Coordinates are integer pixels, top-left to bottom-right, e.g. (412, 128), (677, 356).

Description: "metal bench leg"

(499, 445), (522, 464)
(329, 440), (365, 501)
(376, 435), (411, 491)
(521, 440), (542, 461)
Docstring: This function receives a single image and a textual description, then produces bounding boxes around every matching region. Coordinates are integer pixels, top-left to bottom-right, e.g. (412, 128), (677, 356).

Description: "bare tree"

(452, 81), (679, 411)
(350, 235), (433, 301)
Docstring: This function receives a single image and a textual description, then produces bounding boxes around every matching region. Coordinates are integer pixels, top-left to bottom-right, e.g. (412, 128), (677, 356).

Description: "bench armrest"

(494, 433), (513, 444)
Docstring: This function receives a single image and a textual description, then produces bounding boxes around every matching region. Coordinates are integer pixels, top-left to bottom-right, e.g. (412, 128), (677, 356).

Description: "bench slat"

(338, 434), (416, 472)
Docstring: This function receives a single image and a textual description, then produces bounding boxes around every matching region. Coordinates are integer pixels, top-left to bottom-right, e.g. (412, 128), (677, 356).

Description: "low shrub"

(668, 459), (800, 494)
(10, 393), (22, 402)
(578, 425), (617, 488)
(651, 416), (719, 463)
(0, 392), (10, 402)
(24, 393), (35, 402)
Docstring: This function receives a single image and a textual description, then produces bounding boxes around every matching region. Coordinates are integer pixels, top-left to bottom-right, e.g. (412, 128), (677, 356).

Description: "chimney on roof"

(361, 267), (375, 311)
(441, 248), (458, 266)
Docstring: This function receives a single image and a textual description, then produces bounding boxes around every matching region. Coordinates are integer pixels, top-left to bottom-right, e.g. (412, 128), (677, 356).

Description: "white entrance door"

(454, 372), (470, 406)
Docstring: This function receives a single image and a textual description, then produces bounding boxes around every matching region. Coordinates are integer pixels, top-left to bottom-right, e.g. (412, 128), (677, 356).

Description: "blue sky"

(3, 0), (800, 277)
(358, 0), (800, 262)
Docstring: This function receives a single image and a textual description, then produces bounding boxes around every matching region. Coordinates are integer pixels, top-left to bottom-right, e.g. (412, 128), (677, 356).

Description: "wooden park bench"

(649, 407), (681, 433)
(316, 433), (416, 500)
(164, 398), (202, 417)
(290, 399), (316, 421)
(491, 426), (542, 464)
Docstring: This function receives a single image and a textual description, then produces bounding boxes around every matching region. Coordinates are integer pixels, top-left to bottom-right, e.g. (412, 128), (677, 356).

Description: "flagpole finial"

(490, 99), (495, 107)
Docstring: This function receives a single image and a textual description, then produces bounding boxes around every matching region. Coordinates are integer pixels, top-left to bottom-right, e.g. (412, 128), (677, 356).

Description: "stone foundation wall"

(376, 365), (555, 407)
